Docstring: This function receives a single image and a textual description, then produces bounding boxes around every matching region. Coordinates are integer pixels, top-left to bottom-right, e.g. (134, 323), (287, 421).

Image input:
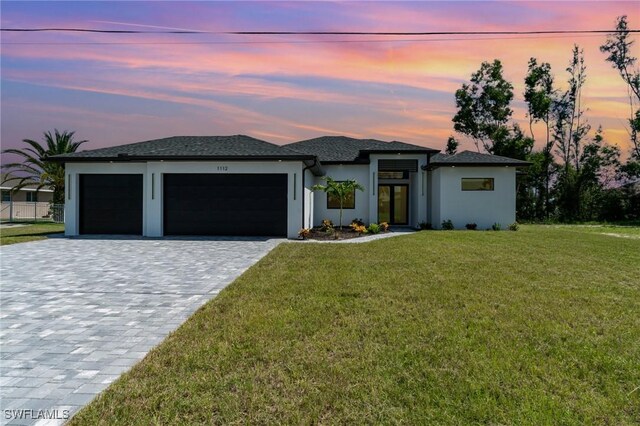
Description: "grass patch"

(71, 225), (640, 424)
(0, 222), (64, 245)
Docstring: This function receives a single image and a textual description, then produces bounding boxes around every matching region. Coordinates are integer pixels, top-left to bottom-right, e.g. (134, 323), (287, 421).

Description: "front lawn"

(71, 225), (640, 424)
(0, 222), (64, 246)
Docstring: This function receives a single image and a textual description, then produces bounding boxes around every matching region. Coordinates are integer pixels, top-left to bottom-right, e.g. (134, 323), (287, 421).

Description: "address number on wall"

(217, 166), (228, 171)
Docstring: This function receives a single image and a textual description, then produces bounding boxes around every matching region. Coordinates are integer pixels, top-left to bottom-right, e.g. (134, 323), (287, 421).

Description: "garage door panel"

(79, 174), (143, 235)
(163, 174), (287, 236)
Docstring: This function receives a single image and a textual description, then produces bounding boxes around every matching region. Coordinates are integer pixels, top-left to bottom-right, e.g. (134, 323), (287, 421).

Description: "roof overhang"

(0, 186), (54, 192)
(47, 154), (317, 163)
(423, 162), (531, 170)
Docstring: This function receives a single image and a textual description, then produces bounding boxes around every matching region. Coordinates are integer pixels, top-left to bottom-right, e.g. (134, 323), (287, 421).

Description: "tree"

(600, 15), (640, 175)
(524, 58), (556, 217)
(1, 130), (87, 203)
(555, 127), (622, 221)
(491, 124), (533, 160)
(444, 136), (458, 155)
(553, 45), (590, 174)
(312, 177), (364, 233)
(452, 59), (514, 153)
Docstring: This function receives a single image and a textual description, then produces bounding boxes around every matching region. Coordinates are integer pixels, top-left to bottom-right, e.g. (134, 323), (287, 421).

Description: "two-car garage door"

(163, 174), (287, 236)
(79, 173), (288, 236)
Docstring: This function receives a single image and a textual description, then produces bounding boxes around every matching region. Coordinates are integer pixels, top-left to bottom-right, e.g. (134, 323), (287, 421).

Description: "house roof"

(48, 135), (316, 162)
(428, 150), (530, 168)
(0, 173), (54, 192)
(285, 136), (439, 163)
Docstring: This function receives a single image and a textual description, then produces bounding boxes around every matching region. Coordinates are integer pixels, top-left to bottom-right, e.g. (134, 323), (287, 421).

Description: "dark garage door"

(163, 174), (287, 236)
(79, 174), (143, 235)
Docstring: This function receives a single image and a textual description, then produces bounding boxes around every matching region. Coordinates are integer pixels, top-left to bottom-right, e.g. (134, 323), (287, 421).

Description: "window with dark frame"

(378, 171), (408, 179)
(461, 178), (494, 191)
(1, 191), (10, 202)
(26, 192), (38, 202)
(327, 186), (356, 209)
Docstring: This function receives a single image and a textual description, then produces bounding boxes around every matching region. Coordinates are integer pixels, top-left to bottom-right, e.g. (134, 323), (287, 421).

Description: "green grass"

(71, 225), (640, 425)
(0, 222), (64, 245)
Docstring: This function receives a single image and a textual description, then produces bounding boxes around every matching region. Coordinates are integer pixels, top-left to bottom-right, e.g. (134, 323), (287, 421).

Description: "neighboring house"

(0, 173), (55, 221)
(49, 135), (529, 238)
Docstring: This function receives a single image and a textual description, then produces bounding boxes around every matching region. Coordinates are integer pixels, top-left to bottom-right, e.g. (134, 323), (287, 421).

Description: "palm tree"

(2, 130), (88, 203)
(312, 177), (364, 234)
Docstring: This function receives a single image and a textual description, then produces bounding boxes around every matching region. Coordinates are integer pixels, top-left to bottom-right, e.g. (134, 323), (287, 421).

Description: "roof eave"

(47, 154), (317, 163)
(361, 148), (440, 155)
(424, 162), (531, 170)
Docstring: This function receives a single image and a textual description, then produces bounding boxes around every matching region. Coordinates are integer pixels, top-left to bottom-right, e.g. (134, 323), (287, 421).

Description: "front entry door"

(378, 185), (408, 225)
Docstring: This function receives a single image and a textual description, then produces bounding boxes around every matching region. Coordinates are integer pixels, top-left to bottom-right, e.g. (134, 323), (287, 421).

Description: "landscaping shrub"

(298, 228), (311, 239)
(379, 222), (389, 232)
(351, 223), (368, 234)
(321, 219), (334, 233)
(441, 220), (454, 230)
(418, 222), (433, 230)
(492, 222), (502, 231)
(465, 223), (478, 230)
(367, 223), (381, 234)
(508, 222), (519, 231)
(351, 218), (365, 226)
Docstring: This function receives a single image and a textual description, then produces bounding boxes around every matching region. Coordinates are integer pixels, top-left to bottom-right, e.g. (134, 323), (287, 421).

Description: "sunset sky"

(1, 1), (639, 160)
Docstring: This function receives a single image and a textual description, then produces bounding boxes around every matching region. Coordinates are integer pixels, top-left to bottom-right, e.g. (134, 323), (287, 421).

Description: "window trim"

(26, 192), (38, 202)
(461, 178), (495, 191)
(326, 183), (356, 210)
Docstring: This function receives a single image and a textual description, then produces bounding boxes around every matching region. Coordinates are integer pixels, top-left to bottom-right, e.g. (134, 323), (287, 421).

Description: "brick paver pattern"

(0, 236), (281, 425)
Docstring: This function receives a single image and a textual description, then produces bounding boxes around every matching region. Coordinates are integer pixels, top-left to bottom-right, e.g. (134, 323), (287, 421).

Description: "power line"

(1, 28), (639, 35)
(0, 34), (607, 46)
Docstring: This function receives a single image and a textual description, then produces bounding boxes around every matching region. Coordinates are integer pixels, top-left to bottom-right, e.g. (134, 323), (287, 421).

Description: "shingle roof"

(429, 150), (530, 167)
(285, 136), (439, 163)
(49, 135), (314, 162)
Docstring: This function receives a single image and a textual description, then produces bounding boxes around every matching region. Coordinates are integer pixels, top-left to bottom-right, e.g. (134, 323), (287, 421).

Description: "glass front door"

(378, 184), (408, 225)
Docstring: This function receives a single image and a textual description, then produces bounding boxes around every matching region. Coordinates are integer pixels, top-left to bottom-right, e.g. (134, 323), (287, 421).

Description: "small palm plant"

(312, 177), (364, 235)
(1, 130), (88, 203)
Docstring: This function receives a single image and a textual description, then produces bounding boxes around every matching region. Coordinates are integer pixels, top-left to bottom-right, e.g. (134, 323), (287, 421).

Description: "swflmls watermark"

(4, 408), (70, 420)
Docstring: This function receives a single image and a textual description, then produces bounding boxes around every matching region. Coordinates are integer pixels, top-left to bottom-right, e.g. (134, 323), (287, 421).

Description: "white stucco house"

(50, 135), (529, 238)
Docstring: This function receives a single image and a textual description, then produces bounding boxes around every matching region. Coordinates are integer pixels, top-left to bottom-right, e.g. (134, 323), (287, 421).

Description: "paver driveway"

(0, 236), (281, 425)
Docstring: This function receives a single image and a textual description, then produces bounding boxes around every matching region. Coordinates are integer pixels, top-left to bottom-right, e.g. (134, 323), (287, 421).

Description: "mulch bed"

(304, 227), (362, 241)
(302, 227), (390, 241)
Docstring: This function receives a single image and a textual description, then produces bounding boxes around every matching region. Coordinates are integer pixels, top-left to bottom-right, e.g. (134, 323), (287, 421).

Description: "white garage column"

(144, 161), (305, 239)
(63, 162), (148, 236)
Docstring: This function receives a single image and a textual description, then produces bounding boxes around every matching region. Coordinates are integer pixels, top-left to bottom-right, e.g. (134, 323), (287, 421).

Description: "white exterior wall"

(64, 161), (306, 239)
(303, 169), (315, 229)
(431, 166), (516, 229)
(368, 154), (429, 228)
(308, 154), (429, 228)
(311, 164), (369, 226)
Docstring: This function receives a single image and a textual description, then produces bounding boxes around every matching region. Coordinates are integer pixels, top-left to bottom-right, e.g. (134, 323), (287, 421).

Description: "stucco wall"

(311, 164), (369, 227)
(430, 166), (516, 229)
(1, 190), (54, 203)
(64, 161), (306, 238)
(310, 155), (430, 228)
(303, 169), (314, 229)
(369, 154), (429, 228)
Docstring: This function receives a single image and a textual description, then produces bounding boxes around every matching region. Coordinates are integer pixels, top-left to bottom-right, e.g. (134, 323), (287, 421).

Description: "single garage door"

(163, 174), (287, 236)
(79, 174), (143, 235)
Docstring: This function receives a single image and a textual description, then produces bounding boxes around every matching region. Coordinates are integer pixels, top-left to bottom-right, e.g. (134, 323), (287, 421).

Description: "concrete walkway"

(0, 236), (281, 425)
